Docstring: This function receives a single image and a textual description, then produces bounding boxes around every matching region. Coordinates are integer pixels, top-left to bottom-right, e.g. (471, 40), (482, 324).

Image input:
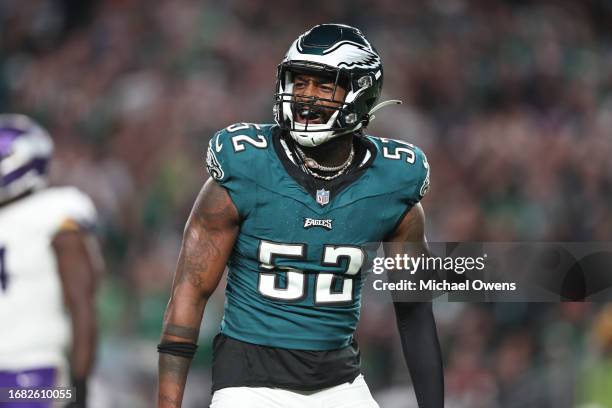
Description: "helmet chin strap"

(367, 99), (402, 123)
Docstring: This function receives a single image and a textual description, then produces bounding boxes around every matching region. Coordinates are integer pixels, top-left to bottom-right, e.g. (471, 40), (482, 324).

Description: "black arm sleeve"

(394, 301), (444, 408)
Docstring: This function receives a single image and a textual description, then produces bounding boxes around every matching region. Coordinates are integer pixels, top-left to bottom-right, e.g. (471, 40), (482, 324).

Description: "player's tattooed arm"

(384, 203), (445, 408)
(158, 179), (240, 408)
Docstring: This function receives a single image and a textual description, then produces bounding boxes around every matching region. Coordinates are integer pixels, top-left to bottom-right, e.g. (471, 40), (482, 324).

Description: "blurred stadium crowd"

(2, 0), (612, 406)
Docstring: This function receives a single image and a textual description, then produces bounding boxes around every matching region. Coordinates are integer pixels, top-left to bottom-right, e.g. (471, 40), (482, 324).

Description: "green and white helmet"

(274, 24), (398, 147)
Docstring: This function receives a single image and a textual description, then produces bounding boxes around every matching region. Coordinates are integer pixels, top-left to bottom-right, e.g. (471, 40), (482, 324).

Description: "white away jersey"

(0, 187), (97, 369)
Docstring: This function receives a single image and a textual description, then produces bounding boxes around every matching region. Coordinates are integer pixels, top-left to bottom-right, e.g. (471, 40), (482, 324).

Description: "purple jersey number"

(0, 246), (7, 291)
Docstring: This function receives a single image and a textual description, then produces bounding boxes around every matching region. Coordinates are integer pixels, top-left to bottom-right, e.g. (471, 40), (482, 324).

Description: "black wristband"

(157, 341), (198, 359)
(68, 375), (87, 408)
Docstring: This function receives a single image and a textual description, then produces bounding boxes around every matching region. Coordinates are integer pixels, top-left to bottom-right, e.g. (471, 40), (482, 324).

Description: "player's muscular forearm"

(158, 322), (201, 408)
(163, 323), (200, 340)
(158, 179), (239, 408)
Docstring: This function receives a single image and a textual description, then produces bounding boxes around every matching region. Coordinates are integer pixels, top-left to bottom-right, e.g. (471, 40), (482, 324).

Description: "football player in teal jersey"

(158, 24), (444, 408)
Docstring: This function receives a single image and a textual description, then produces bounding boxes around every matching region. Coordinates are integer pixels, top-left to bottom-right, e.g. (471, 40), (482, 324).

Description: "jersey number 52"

(257, 241), (364, 305)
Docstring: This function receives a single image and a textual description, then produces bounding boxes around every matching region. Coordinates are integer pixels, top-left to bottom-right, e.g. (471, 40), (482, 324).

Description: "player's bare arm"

(53, 228), (103, 406)
(158, 178), (239, 408)
(385, 203), (445, 408)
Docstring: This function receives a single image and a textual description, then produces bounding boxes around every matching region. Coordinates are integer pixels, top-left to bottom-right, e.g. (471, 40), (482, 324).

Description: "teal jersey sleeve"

(367, 136), (430, 210)
(407, 143), (430, 206)
(205, 123), (274, 218)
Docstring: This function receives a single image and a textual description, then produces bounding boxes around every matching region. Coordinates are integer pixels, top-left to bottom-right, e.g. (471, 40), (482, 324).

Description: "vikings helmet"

(0, 114), (53, 203)
(274, 24), (397, 147)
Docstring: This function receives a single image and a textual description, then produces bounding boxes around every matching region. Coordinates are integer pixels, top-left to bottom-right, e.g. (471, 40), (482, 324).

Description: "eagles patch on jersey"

(206, 143), (224, 181)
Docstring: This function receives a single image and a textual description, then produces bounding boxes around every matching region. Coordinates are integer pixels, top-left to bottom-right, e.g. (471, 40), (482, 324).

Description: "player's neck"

(298, 134), (354, 168)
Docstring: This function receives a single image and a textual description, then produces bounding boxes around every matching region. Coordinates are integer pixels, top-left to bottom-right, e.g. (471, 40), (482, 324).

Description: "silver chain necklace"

(294, 144), (355, 180)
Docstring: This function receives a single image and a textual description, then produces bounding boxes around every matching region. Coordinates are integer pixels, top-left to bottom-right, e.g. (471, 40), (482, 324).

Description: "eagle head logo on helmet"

(274, 24), (385, 147)
(0, 114), (53, 204)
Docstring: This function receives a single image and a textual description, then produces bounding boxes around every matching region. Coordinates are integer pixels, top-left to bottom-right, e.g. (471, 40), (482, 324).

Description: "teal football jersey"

(205, 123), (429, 350)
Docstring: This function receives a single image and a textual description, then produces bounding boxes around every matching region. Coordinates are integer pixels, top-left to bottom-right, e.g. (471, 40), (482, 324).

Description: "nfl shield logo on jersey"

(316, 189), (330, 206)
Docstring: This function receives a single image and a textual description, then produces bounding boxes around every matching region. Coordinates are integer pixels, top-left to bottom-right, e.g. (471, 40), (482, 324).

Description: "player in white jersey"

(0, 114), (103, 408)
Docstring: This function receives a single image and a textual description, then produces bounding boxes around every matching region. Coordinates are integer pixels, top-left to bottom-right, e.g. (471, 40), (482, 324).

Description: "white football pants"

(210, 374), (379, 408)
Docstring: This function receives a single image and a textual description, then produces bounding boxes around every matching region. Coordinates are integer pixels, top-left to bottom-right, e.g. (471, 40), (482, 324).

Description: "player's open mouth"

(296, 108), (324, 124)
